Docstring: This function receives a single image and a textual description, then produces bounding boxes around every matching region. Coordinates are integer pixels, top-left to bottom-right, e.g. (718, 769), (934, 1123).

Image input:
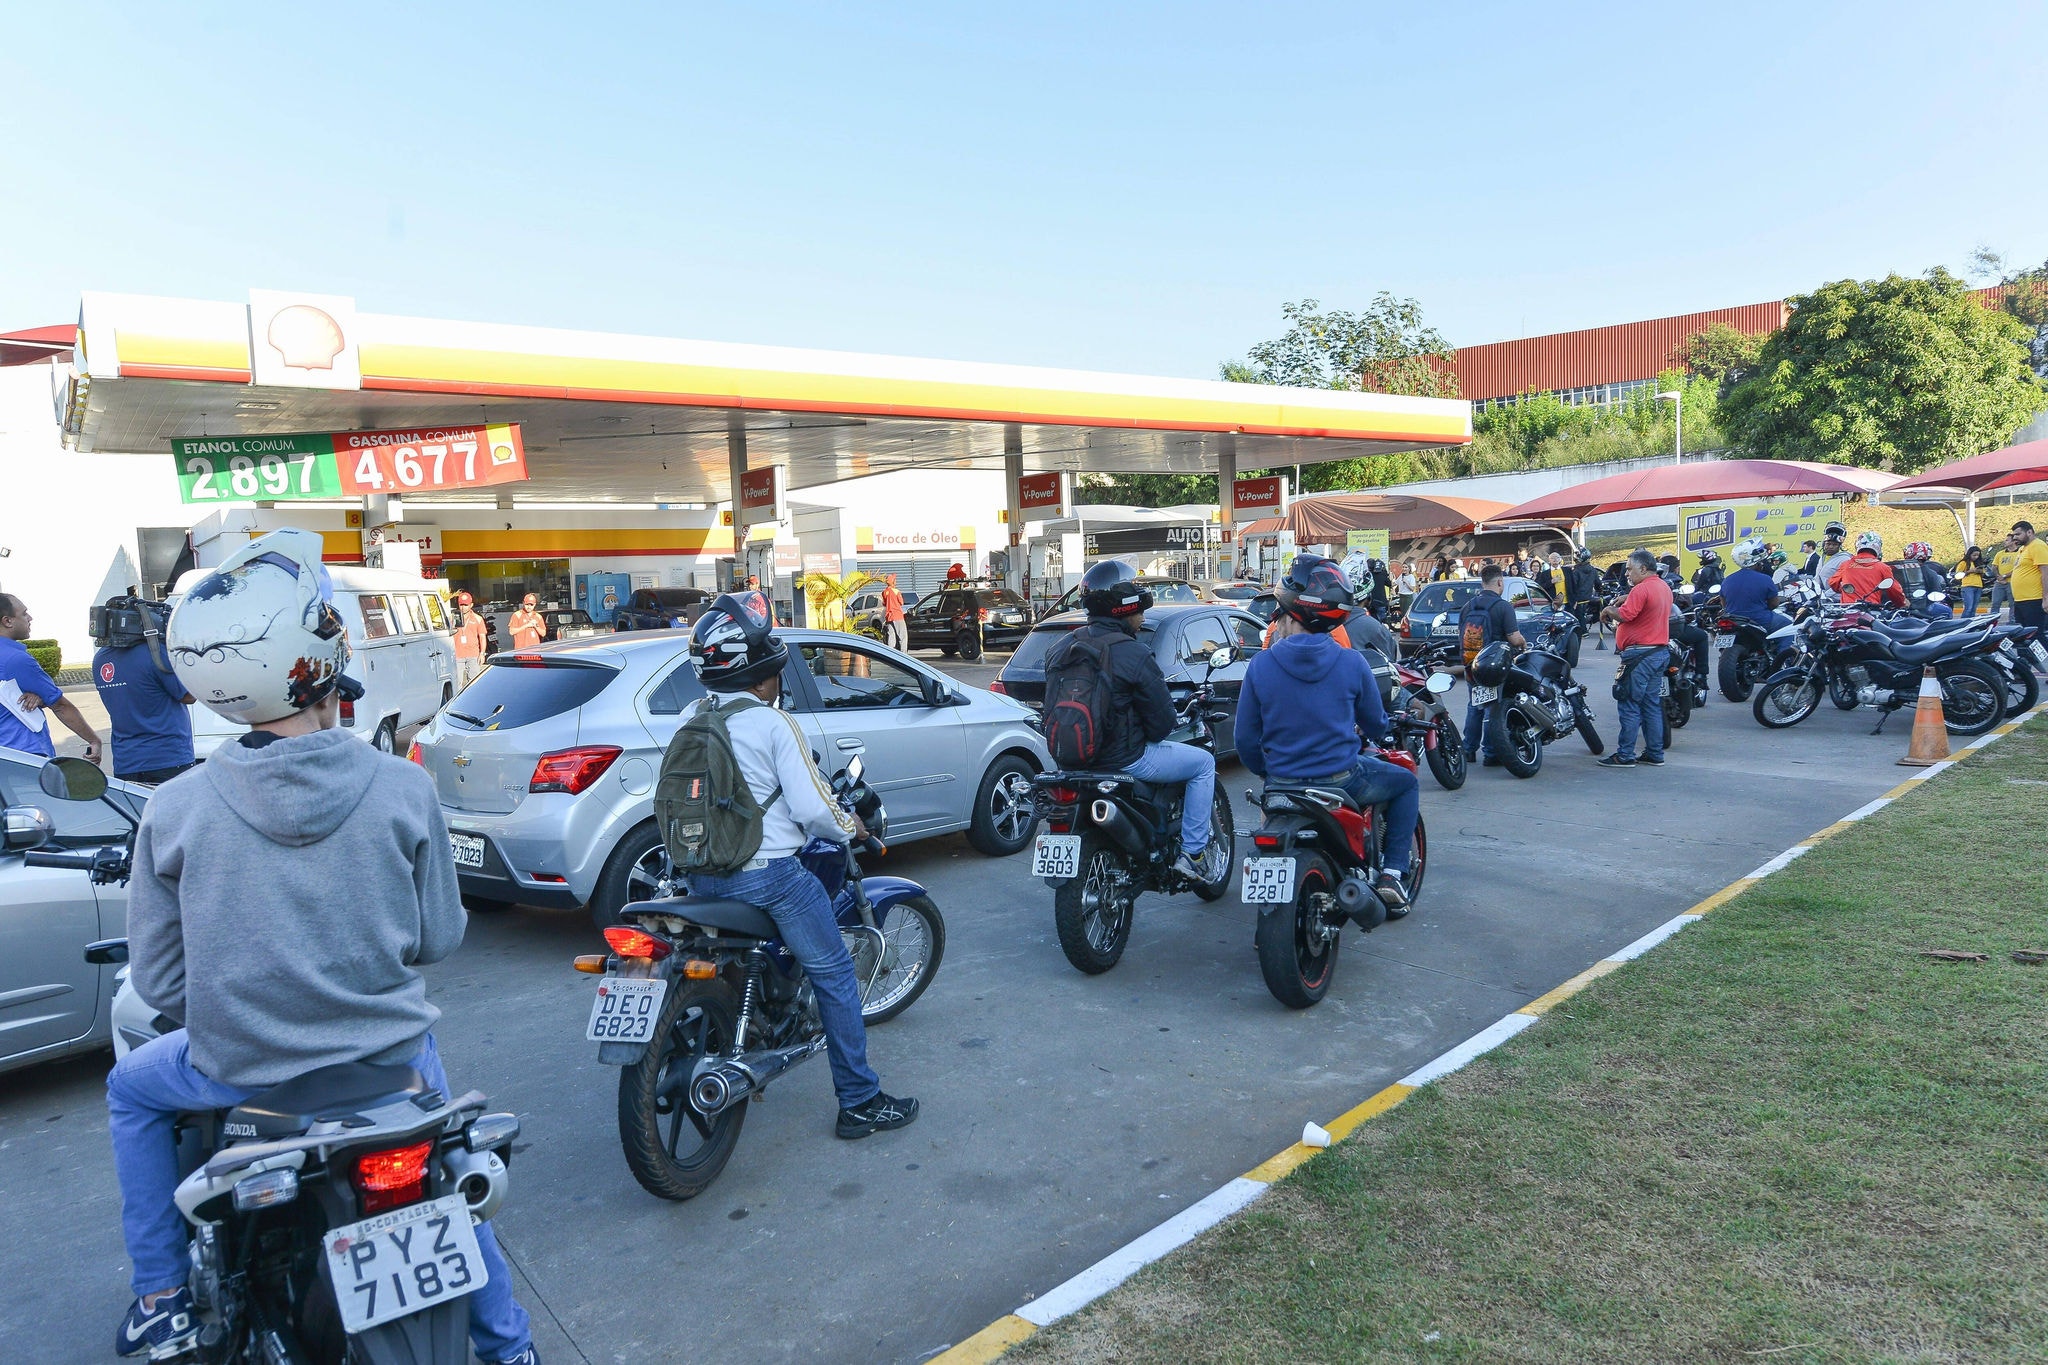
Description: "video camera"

(89, 595), (175, 670)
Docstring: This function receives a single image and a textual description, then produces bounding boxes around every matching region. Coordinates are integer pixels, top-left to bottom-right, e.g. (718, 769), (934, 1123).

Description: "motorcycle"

(25, 757), (519, 1365)
(1473, 612), (1604, 778)
(1239, 744), (1428, 1008)
(1028, 648), (1238, 975)
(581, 755), (943, 1200)
(1751, 599), (2007, 735)
(1393, 641), (1466, 790)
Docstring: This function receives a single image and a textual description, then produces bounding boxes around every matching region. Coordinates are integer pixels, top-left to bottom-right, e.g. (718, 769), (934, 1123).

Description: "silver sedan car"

(0, 746), (140, 1074)
(411, 630), (1050, 927)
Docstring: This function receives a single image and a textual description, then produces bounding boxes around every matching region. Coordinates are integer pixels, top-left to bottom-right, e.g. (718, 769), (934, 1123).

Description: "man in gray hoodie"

(104, 529), (537, 1364)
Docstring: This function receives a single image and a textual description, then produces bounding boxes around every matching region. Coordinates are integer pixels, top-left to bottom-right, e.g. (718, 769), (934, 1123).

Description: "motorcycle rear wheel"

(1421, 709), (1466, 790)
(1255, 852), (1339, 1009)
(1754, 672), (1822, 729)
(1192, 786), (1237, 903)
(2000, 657), (2039, 717)
(1937, 660), (2006, 736)
(1717, 645), (1754, 703)
(1486, 701), (1544, 778)
(1054, 836), (1135, 973)
(1666, 678), (1692, 730)
(1572, 697), (1605, 755)
(619, 979), (747, 1201)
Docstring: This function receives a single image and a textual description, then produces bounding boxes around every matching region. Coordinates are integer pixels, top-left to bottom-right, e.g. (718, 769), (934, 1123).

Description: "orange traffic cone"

(1898, 666), (1951, 766)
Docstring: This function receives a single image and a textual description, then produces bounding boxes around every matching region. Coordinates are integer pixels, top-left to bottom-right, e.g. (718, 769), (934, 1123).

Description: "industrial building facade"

(1449, 301), (1787, 411)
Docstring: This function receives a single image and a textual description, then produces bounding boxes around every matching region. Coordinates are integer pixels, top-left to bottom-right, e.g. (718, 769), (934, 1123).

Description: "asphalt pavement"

(4, 652), (1934, 1363)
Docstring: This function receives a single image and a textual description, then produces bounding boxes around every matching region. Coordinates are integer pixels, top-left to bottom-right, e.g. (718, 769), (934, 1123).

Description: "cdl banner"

(174, 424), (528, 503)
(1675, 496), (1841, 579)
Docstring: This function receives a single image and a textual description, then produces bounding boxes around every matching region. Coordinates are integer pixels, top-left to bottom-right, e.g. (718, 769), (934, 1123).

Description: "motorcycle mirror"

(1207, 645), (1235, 672)
(1678, 583), (1695, 595)
(38, 757), (106, 803)
(1426, 672), (1455, 694)
(1912, 589), (1926, 599)
(844, 754), (864, 784)
(1929, 592), (1947, 602)
(1878, 577), (1895, 590)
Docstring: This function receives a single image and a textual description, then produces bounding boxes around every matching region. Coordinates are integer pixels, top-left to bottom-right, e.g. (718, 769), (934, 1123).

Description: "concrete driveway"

(1, 670), (1934, 1363)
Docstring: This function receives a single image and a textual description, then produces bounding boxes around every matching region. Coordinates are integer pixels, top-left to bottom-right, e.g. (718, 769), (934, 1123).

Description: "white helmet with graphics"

(167, 528), (362, 725)
(1733, 537), (1771, 568)
(1338, 550), (1375, 596)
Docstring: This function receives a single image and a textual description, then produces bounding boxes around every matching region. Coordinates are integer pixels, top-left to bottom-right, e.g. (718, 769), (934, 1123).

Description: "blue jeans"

(689, 855), (879, 1110)
(1463, 692), (1494, 762)
(1960, 586), (1982, 617)
(1336, 754), (1419, 874)
(106, 1031), (531, 1362)
(1126, 739), (1216, 856)
(1615, 645), (1668, 761)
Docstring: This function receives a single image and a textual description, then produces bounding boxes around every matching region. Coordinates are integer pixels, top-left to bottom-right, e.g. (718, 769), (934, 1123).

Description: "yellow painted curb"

(1687, 878), (1755, 917)
(1517, 959), (1626, 1016)
(1244, 1142), (1321, 1183)
(1326, 1082), (1417, 1142)
(928, 1315), (1038, 1363)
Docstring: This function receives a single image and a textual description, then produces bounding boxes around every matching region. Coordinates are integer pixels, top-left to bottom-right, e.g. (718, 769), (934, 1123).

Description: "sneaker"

(486, 1350), (541, 1365)
(1170, 848), (1205, 882)
(1195, 838), (1229, 883)
(1640, 754), (1666, 766)
(837, 1091), (919, 1140)
(1374, 871), (1412, 916)
(115, 1288), (197, 1359)
(1597, 753), (1636, 768)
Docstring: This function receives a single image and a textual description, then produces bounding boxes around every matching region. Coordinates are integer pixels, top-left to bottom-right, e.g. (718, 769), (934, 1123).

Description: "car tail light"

(988, 679), (1007, 694)
(603, 926), (672, 960)
(978, 608), (991, 622)
(1399, 619), (1411, 637)
(1252, 833), (1282, 850)
(529, 746), (622, 794)
(510, 653), (549, 667)
(339, 696), (356, 727)
(406, 741), (423, 765)
(353, 1139), (434, 1214)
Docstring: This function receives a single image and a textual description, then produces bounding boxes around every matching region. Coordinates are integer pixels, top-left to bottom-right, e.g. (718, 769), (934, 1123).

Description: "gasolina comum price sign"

(173, 424), (528, 504)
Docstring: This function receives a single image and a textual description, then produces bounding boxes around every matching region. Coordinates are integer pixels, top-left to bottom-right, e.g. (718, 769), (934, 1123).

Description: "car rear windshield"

(1410, 583), (1480, 614)
(443, 659), (620, 731)
(652, 589), (705, 607)
(1007, 622), (1153, 673)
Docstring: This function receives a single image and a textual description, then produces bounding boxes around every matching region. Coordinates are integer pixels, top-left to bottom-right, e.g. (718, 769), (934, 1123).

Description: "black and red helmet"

(1080, 559), (1152, 619)
(689, 590), (787, 691)
(1275, 554), (1354, 632)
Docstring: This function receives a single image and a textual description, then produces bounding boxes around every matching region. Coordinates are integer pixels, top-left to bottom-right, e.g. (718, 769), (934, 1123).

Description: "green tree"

(1072, 472), (1217, 506)
(1679, 321), (1765, 391)
(1223, 295), (1458, 397)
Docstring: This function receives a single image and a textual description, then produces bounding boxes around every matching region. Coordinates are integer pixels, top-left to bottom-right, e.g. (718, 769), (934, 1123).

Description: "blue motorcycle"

(578, 756), (944, 1200)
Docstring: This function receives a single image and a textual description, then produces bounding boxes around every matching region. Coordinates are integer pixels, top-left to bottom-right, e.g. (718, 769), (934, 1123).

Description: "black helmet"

(1698, 548), (1721, 565)
(1080, 559), (1151, 620)
(1469, 640), (1513, 687)
(1275, 554), (1354, 632)
(1575, 546), (1593, 562)
(690, 590), (787, 691)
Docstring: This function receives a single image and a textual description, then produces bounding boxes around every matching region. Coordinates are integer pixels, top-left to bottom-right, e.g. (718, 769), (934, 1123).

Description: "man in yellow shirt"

(1992, 536), (2022, 619)
(2007, 521), (2048, 638)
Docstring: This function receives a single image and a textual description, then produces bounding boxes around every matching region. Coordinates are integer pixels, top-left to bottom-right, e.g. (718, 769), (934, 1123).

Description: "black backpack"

(1041, 633), (1120, 769)
(653, 696), (782, 877)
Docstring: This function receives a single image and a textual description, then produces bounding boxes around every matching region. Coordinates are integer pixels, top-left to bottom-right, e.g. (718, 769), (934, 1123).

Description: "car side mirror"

(3, 806), (54, 851)
(39, 757), (107, 803)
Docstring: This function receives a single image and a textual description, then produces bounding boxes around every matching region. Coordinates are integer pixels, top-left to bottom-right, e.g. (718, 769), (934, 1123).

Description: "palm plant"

(797, 570), (878, 632)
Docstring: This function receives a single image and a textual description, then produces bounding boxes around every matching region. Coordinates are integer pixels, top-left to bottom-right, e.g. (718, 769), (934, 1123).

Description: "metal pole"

(1219, 434), (1239, 578)
(1003, 424), (1025, 594)
(1674, 392), (1683, 466)
(726, 417), (748, 591)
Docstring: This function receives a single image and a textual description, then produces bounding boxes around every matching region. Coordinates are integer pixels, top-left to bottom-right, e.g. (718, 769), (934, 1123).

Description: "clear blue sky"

(4, 1), (2042, 380)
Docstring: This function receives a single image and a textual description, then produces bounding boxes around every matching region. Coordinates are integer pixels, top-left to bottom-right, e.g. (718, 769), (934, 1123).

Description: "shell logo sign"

(248, 289), (361, 390)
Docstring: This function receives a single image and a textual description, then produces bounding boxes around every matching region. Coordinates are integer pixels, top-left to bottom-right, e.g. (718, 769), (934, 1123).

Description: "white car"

(177, 565), (458, 755)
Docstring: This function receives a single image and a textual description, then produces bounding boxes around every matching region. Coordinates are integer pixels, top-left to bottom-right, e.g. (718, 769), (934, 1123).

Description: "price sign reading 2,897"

(171, 424), (528, 505)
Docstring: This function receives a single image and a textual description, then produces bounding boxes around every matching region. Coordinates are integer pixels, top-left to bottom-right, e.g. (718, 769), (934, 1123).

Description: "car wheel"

(967, 754), (1038, 856)
(592, 821), (675, 930)
(955, 629), (983, 662)
(371, 719), (398, 754)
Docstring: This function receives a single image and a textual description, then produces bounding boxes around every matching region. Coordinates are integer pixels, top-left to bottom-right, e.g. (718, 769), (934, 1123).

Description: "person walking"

(1597, 550), (1671, 769)
(2007, 520), (2048, 641)
(91, 598), (195, 784)
(880, 573), (909, 653)
(0, 592), (102, 763)
(508, 593), (547, 650)
(451, 591), (489, 691)
(1953, 547), (1987, 618)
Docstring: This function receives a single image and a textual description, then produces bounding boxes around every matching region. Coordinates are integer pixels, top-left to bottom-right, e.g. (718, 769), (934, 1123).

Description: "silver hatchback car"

(411, 630), (1050, 926)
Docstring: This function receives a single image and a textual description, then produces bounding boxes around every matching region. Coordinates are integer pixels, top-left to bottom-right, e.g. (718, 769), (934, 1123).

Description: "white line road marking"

(1398, 1013), (1539, 1087)
(1013, 1178), (1269, 1327)
(1743, 845), (1812, 879)
(1606, 912), (1704, 963)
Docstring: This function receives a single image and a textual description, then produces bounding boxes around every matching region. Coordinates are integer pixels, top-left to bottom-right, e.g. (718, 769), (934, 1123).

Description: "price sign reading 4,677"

(171, 424), (528, 505)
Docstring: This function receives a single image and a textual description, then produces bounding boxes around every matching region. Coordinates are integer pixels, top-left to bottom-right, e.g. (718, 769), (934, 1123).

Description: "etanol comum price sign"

(173, 423), (528, 504)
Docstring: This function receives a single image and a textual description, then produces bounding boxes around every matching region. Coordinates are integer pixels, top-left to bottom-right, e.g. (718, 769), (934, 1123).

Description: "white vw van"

(177, 565), (457, 755)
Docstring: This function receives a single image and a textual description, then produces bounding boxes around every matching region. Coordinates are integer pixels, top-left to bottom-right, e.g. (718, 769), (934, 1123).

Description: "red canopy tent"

(0, 324), (74, 367)
(1240, 492), (1510, 541)
(1890, 439), (2048, 494)
(1487, 459), (1904, 526)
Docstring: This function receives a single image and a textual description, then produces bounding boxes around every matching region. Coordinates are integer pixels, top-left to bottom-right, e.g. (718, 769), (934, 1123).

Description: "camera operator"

(92, 595), (196, 784)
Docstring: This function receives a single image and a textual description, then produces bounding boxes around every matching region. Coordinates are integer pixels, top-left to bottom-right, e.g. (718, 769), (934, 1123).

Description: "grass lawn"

(1017, 722), (2048, 1364)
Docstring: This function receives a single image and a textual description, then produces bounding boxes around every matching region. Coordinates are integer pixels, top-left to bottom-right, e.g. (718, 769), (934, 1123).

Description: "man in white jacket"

(681, 591), (919, 1140)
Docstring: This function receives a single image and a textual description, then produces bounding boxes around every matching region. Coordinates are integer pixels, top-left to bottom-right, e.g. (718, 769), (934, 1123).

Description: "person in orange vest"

(450, 591), (489, 692)
(1828, 532), (1905, 607)
(509, 593), (548, 650)
(880, 573), (908, 652)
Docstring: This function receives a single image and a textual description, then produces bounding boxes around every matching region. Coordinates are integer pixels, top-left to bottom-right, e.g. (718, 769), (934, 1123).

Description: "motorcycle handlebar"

(24, 849), (99, 871)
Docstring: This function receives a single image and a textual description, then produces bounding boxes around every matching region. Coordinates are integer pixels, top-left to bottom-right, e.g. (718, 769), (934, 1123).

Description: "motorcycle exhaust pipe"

(441, 1145), (510, 1223)
(1334, 872), (1386, 931)
(1507, 694), (1557, 737)
(690, 1037), (827, 1117)
(1087, 799), (1151, 859)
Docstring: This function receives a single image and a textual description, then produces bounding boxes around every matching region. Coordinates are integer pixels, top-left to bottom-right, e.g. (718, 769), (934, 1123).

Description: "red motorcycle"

(1240, 746), (1427, 1009)
(1391, 642), (1465, 790)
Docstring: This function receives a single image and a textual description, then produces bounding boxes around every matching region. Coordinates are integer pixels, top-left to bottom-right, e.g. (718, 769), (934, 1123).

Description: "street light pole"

(1657, 390), (1683, 465)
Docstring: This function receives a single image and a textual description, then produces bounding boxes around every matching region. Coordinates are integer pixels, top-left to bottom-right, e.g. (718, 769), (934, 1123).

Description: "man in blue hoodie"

(1234, 556), (1420, 911)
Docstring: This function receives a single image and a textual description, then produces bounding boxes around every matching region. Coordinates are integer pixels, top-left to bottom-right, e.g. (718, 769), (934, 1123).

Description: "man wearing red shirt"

(1828, 531), (1906, 607)
(880, 573), (908, 653)
(1596, 550), (1672, 768)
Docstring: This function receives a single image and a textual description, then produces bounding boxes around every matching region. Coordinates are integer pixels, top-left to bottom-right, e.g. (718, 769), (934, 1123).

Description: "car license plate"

(1470, 684), (1499, 704)
(586, 977), (667, 1042)
(1716, 633), (1734, 647)
(1032, 833), (1081, 879)
(324, 1194), (486, 1334)
(448, 832), (485, 869)
(1240, 856), (1295, 904)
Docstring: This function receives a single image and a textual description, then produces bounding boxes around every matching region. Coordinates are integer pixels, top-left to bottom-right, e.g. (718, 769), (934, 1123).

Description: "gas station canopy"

(59, 291), (1471, 504)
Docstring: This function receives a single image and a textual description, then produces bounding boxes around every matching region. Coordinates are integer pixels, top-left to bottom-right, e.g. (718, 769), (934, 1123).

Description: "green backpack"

(653, 696), (782, 877)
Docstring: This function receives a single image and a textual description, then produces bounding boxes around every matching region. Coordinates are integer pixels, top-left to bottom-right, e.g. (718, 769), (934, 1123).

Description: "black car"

(992, 603), (1266, 758)
(904, 582), (1033, 660)
(1395, 577), (1555, 659)
(612, 587), (711, 633)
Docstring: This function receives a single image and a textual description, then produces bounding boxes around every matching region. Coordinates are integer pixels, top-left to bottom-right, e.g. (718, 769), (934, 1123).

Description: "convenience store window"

(444, 559), (572, 611)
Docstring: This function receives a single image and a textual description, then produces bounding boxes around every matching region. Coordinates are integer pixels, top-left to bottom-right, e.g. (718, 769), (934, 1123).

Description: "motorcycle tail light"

(1717, 618), (1736, 631)
(353, 1140), (433, 1214)
(530, 746), (622, 794)
(602, 927), (672, 960)
(1047, 785), (1078, 804)
(1048, 819), (1072, 834)
(1252, 833), (1282, 850)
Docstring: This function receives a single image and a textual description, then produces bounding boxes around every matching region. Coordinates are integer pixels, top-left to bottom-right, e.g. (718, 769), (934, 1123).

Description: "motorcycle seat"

(1871, 617), (1971, 640)
(1888, 630), (1988, 665)
(627, 895), (780, 939)
(226, 1062), (431, 1140)
(1261, 783), (1360, 812)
